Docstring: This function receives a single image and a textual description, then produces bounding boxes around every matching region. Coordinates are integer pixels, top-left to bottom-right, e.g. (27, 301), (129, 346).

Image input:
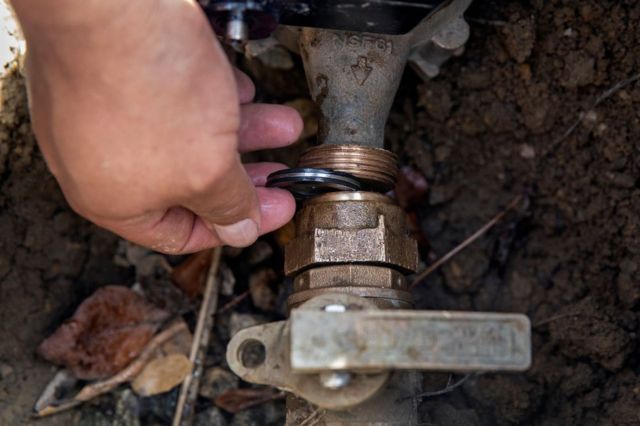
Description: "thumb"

(183, 152), (261, 248)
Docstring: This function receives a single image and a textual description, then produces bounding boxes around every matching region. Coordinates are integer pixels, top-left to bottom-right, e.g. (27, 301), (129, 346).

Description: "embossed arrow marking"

(351, 56), (373, 86)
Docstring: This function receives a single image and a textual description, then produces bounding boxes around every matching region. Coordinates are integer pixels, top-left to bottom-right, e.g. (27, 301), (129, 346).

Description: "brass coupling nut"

(284, 192), (418, 277)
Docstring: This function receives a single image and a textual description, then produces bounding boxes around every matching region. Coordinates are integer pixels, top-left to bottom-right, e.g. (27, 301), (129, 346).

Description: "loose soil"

(1, 1), (639, 425)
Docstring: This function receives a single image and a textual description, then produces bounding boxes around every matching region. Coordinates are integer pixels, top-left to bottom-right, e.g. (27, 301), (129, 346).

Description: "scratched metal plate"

(290, 310), (531, 372)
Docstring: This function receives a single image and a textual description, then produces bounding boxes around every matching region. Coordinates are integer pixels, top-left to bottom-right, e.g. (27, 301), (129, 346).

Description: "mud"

(1, 0), (639, 425)
(395, 1), (640, 424)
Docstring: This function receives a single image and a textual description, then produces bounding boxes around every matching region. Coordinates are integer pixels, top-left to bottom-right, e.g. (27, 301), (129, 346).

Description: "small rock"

(220, 263), (237, 297)
(519, 143), (536, 159)
(132, 354), (192, 397)
(508, 270), (534, 299)
(137, 388), (179, 423)
(249, 269), (278, 312)
(194, 407), (228, 426)
(114, 389), (141, 426)
(443, 248), (489, 293)
(199, 367), (239, 400)
(500, 14), (535, 63)
(0, 362), (13, 379)
(607, 172), (636, 189)
(561, 51), (595, 88)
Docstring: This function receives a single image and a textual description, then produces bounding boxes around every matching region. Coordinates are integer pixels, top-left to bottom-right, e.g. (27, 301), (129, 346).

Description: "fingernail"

(214, 219), (259, 248)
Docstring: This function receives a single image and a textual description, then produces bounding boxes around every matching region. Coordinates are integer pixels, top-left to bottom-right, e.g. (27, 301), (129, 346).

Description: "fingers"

(238, 103), (303, 153)
(244, 162), (288, 186)
(233, 68), (255, 104)
(101, 186), (295, 255)
(183, 153), (262, 248)
(255, 187), (295, 235)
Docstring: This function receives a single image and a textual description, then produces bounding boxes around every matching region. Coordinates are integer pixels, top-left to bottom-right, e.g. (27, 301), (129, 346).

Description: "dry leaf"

(131, 353), (193, 397)
(214, 388), (284, 413)
(394, 165), (429, 209)
(38, 286), (170, 380)
(157, 320), (192, 357)
(170, 249), (213, 298)
(393, 166), (430, 248)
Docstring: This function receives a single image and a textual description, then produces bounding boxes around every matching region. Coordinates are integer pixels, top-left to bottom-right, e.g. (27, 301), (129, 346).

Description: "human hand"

(11, 0), (302, 253)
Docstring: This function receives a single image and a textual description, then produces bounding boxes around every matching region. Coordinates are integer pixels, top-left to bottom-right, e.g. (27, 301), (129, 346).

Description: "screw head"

(319, 372), (352, 390)
(323, 304), (347, 313)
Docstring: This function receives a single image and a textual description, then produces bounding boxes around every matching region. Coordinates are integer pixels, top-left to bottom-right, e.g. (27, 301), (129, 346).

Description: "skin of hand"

(10, 0), (303, 253)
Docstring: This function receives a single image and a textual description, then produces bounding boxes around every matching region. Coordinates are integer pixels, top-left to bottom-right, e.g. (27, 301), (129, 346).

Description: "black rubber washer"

(266, 168), (361, 199)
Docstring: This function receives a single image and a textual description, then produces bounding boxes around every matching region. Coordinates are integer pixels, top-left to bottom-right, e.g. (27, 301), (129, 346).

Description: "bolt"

(225, 9), (249, 44)
(323, 304), (347, 313)
(319, 372), (352, 390)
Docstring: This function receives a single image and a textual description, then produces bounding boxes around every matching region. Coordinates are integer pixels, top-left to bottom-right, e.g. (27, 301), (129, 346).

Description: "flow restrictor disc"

(266, 168), (361, 199)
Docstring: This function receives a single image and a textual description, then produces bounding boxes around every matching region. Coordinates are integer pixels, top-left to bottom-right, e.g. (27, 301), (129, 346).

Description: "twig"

(551, 73), (640, 149)
(172, 247), (223, 426)
(533, 312), (603, 328)
(414, 373), (472, 399)
(299, 408), (325, 426)
(410, 195), (523, 289)
(216, 289), (250, 315)
(214, 388), (285, 413)
(35, 320), (188, 417)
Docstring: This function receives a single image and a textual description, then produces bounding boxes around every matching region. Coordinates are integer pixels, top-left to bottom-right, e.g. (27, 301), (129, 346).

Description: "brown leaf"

(393, 166), (430, 248)
(170, 249), (213, 298)
(131, 353), (192, 397)
(214, 387), (284, 413)
(394, 165), (429, 210)
(38, 286), (170, 380)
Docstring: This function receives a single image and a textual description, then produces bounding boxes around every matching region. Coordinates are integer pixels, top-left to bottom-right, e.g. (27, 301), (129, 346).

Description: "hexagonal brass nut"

(293, 265), (407, 292)
(284, 194), (418, 276)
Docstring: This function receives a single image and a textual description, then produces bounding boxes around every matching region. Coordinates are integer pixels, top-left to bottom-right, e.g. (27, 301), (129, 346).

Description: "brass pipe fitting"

(285, 191), (418, 309)
(298, 144), (398, 192)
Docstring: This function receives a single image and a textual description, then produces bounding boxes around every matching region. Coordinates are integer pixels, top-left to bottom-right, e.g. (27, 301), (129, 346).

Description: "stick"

(533, 312), (603, 328)
(414, 373), (472, 399)
(172, 247), (223, 426)
(35, 320), (188, 417)
(410, 195), (523, 289)
(550, 73), (640, 150)
(216, 289), (250, 315)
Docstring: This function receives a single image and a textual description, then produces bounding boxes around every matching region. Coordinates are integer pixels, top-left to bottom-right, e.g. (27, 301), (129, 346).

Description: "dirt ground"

(1, 0), (639, 425)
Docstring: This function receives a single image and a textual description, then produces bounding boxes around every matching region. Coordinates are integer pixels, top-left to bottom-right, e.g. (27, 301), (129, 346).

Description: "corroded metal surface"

(291, 310), (532, 372)
(294, 265), (407, 292)
(298, 0), (473, 149)
(284, 192), (418, 276)
(298, 144), (398, 192)
(226, 295), (390, 410)
(300, 28), (411, 148)
(290, 264), (412, 309)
